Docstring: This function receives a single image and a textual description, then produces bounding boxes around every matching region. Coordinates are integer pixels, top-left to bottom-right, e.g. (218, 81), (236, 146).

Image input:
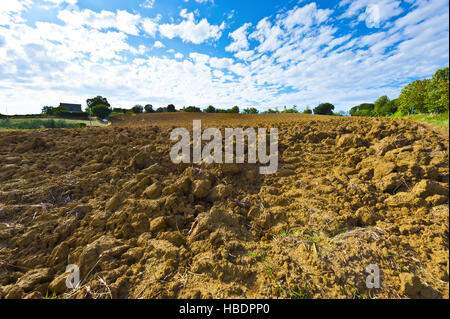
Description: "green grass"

(390, 112), (449, 129)
(0, 117), (103, 130)
(290, 284), (311, 299)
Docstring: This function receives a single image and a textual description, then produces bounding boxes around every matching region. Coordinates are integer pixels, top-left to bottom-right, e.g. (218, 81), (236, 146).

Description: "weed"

(290, 284), (310, 299)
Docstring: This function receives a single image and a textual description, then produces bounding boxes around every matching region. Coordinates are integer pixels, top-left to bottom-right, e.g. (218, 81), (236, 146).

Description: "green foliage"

(374, 95), (389, 116)
(204, 105), (240, 113)
(314, 103), (335, 115)
(42, 106), (55, 115)
(184, 106), (202, 113)
(243, 107), (259, 114)
(112, 108), (128, 114)
(349, 103), (375, 117)
(398, 79), (430, 114)
(144, 104), (154, 113)
(54, 111), (89, 119)
(229, 106), (240, 114)
(167, 104), (176, 112)
(0, 118), (81, 130)
(91, 104), (112, 119)
(132, 105), (144, 114)
(87, 96), (110, 109)
(204, 105), (216, 113)
(280, 105), (299, 114)
(350, 67), (448, 118)
(373, 96), (398, 116)
(303, 107), (312, 114)
(390, 111), (449, 129)
(425, 67), (449, 113)
(262, 108), (280, 114)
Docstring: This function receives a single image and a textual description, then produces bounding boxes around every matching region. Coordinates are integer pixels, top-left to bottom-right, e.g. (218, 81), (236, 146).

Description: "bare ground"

(0, 113), (448, 299)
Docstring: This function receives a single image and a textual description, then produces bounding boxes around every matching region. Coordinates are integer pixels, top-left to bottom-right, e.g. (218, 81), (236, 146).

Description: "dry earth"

(0, 113), (448, 299)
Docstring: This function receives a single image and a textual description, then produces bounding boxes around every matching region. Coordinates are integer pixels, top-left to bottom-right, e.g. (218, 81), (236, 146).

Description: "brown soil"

(0, 113), (448, 299)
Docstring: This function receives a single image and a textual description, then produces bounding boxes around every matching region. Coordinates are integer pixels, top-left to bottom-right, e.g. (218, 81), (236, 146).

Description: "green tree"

(113, 108), (128, 114)
(281, 106), (299, 114)
(204, 105), (216, 113)
(425, 67), (449, 113)
(243, 107), (259, 114)
(374, 96), (390, 116)
(303, 107), (312, 114)
(263, 108), (280, 114)
(91, 104), (112, 119)
(167, 104), (176, 112)
(144, 104), (154, 113)
(314, 103), (335, 115)
(184, 106), (202, 113)
(398, 79), (430, 114)
(42, 106), (54, 115)
(87, 96), (110, 109)
(132, 105), (144, 114)
(349, 103), (375, 117)
(229, 106), (240, 114)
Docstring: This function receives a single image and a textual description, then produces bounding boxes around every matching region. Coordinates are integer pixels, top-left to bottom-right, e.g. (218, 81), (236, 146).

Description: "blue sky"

(0, 0), (448, 114)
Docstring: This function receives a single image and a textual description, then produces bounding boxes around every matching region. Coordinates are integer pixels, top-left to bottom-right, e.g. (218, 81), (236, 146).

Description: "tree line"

(350, 67), (449, 117)
(41, 97), (346, 118)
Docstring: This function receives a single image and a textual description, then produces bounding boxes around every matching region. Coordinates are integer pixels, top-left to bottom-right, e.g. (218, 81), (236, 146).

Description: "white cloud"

(0, 1), (448, 114)
(153, 41), (165, 48)
(338, 0), (403, 28)
(159, 9), (224, 44)
(57, 9), (141, 35)
(209, 57), (233, 69)
(141, 16), (161, 37)
(234, 50), (255, 61)
(44, 0), (78, 5)
(189, 52), (210, 64)
(140, 0), (155, 9)
(282, 2), (333, 30)
(0, 0), (32, 25)
(249, 18), (284, 53)
(225, 23), (251, 52)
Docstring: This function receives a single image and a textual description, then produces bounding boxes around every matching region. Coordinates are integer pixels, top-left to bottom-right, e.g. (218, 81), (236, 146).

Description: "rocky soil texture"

(0, 113), (448, 299)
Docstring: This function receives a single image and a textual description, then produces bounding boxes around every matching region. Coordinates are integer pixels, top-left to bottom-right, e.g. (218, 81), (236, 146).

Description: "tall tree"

(425, 67), (449, 113)
(398, 79), (430, 114)
(144, 104), (154, 113)
(204, 105), (216, 113)
(87, 96), (110, 109)
(374, 96), (390, 116)
(314, 103), (335, 115)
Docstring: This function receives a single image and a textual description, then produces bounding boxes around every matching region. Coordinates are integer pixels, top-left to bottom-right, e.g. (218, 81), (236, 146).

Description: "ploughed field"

(0, 113), (448, 299)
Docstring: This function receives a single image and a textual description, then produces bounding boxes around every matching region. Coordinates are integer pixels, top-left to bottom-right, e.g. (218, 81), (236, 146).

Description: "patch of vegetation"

(290, 284), (311, 299)
(44, 291), (66, 299)
(390, 112), (449, 129)
(349, 67), (449, 119)
(314, 103), (335, 115)
(0, 118), (85, 130)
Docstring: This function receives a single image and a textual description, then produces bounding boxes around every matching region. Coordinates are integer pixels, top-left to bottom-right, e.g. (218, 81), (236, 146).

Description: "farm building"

(59, 103), (82, 112)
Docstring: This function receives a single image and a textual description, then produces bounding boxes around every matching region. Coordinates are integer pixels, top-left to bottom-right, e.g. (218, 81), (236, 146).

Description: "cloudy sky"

(0, 0), (448, 114)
